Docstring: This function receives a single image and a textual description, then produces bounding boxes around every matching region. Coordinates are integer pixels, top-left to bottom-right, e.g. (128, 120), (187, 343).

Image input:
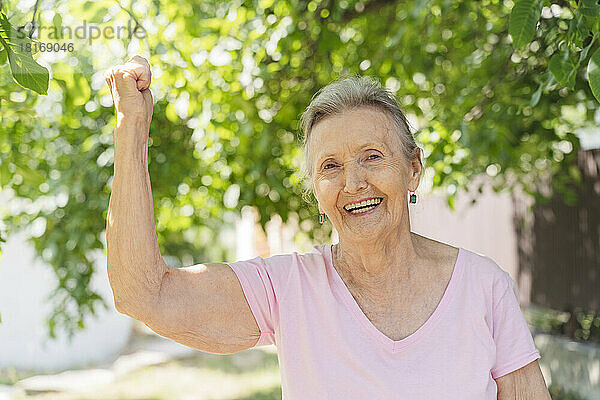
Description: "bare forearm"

(496, 360), (551, 400)
(106, 116), (166, 319)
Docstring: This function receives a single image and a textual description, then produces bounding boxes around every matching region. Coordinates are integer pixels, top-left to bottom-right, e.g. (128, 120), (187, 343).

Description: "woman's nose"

(343, 162), (368, 193)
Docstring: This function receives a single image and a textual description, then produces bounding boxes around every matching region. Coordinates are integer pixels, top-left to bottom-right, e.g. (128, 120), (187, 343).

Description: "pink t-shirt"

(226, 244), (541, 399)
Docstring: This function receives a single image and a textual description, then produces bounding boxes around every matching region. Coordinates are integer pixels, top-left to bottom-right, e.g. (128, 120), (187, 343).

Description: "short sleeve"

(490, 271), (541, 379)
(226, 255), (287, 347)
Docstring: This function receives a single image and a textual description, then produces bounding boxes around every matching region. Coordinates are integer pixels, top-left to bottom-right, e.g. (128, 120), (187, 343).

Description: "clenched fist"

(104, 55), (153, 126)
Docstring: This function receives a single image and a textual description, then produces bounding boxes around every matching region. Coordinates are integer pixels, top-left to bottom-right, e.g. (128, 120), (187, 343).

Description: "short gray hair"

(298, 74), (422, 203)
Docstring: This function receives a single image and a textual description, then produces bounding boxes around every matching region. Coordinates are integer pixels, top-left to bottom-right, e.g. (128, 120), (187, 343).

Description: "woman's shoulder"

(459, 247), (509, 277)
(420, 235), (510, 289)
(456, 247), (514, 301)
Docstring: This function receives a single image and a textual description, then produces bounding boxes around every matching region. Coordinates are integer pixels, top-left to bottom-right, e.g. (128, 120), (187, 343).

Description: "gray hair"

(298, 74), (422, 203)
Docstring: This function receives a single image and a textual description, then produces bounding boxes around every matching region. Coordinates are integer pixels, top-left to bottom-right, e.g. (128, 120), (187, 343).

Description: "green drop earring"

(319, 212), (327, 224)
(409, 191), (417, 204)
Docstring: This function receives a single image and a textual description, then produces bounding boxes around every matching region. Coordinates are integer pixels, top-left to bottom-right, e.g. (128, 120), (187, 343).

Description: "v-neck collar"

(324, 243), (464, 352)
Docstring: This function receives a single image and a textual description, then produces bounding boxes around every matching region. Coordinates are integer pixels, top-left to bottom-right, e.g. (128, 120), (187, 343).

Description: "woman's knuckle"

(128, 55), (148, 66)
(114, 67), (131, 79)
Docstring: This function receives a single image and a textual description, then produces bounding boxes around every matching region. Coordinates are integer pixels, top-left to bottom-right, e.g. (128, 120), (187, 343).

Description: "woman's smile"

(343, 197), (384, 216)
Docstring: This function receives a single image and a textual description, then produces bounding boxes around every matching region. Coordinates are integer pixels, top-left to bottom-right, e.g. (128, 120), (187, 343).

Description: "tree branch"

(114, 0), (152, 52)
(28, 0), (40, 38)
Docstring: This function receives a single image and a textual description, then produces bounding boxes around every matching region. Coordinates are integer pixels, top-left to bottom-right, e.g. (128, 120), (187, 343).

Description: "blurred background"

(0, 0), (599, 399)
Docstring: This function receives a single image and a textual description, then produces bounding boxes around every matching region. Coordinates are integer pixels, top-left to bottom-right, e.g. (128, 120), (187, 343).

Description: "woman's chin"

(343, 216), (385, 234)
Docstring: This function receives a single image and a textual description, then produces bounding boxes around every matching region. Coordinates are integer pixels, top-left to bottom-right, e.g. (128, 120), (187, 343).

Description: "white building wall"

(0, 230), (132, 372)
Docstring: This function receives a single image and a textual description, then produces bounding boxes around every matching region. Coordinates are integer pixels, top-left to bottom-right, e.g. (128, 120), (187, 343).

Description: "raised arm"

(104, 55), (261, 354)
(105, 55), (164, 321)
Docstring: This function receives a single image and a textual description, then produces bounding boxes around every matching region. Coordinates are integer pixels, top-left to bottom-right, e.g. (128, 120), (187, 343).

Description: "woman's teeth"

(345, 198), (383, 214)
(349, 204), (378, 214)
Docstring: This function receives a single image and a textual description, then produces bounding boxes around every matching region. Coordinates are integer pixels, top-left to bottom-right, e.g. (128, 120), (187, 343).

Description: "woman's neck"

(333, 230), (423, 297)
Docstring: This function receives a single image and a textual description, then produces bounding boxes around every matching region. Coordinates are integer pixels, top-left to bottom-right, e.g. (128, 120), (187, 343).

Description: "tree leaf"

(587, 47), (600, 103)
(549, 51), (576, 90)
(0, 12), (49, 95)
(579, 32), (599, 65)
(579, 0), (600, 30)
(509, 0), (543, 49)
(530, 84), (542, 107)
(0, 46), (6, 65)
(447, 194), (455, 210)
(567, 14), (585, 48)
(579, 0), (600, 17)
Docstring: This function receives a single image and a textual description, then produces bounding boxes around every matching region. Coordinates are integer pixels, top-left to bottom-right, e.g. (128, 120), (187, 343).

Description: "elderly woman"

(105, 56), (551, 399)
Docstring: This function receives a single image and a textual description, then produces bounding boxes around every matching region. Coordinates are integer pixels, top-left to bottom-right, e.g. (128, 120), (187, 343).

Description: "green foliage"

(573, 308), (600, 342)
(0, 12), (49, 94)
(509, 0), (544, 49)
(550, 50), (576, 90)
(0, 45), (7, 65)
(527, 305), (600, 344)
(548, 384), (585, 400)
(507, 0), (600, 102)
(587, 46), (600, 101)
(1, 0), (599, 339)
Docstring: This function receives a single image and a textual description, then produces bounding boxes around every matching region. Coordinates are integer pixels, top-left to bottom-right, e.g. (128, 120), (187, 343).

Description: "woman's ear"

(409, 150), (423, 190)
(413, 159), (421, 179)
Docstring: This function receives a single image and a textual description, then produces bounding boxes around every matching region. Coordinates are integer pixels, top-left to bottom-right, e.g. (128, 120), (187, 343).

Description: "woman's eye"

(323, 163), (336, 170)
(367, 154), (381, 160)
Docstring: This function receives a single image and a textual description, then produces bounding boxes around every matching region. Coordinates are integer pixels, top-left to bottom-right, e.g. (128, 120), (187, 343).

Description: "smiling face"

(309, 106), (421, 241)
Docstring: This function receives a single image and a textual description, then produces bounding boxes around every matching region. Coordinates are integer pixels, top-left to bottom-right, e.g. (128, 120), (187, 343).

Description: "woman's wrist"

(116, 112), (150, 129)
(115, 113), (149, 142)
(114, 114), (150, 163)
